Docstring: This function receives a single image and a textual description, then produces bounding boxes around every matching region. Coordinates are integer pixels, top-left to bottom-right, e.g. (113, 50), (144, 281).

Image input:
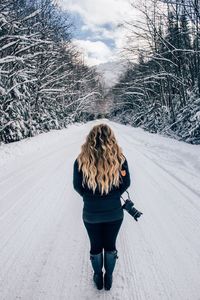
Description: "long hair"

(77, 123), (126, 195)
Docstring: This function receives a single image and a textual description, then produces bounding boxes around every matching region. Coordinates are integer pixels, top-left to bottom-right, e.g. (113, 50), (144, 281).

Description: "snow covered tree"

(0, 0), (104, 144)
(109, 0), (200, 144)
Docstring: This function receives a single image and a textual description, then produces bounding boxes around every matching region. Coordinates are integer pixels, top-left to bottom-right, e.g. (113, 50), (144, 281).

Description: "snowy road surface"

(0, 119), (200, 300)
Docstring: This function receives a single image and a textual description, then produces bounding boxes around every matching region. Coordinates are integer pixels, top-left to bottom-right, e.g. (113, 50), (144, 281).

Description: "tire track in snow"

(111, 121), (200, 203)
(113, 124), (200, 216)
(0, 152), (74, 299)
(111, 122), (200, 299)
(0, 152), (66, 222)
(0, 155), (68, 285)
(118, 223), (141, 300)
(0, 155), (67, 255)
(0, 138), (80, 189)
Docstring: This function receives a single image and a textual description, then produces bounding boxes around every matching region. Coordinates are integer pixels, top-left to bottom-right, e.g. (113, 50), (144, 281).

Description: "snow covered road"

(0, 119), (200, 300)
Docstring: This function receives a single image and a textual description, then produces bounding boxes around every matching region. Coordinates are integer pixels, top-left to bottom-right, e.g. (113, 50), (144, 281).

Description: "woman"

(73, 123), (131, 291)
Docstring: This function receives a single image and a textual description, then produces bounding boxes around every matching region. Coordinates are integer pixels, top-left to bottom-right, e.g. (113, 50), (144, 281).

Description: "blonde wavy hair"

(77, 123), (126, 195)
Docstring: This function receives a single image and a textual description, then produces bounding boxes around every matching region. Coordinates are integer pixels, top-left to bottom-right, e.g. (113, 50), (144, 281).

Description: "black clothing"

(73, 157), (131, 223)
(83, 218), (123, 254)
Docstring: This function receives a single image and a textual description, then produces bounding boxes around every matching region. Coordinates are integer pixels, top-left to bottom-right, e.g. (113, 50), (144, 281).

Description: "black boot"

(104, 249), (118, 290)
(90, 251), (103, 290)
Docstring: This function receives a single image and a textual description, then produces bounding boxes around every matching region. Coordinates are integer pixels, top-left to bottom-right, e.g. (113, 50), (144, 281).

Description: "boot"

(104, 249), (118, 290)
(90, 251), (103, 290)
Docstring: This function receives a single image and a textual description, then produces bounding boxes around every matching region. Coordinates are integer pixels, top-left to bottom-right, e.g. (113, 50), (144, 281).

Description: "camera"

(121, 191), (143, 222)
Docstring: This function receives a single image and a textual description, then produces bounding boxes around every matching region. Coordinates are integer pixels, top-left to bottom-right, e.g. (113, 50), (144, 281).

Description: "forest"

(109, 0), (200, 144)
(0, 0), (104, 144)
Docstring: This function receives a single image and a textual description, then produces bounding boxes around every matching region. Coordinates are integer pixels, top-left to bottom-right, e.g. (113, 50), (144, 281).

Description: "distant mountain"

(95, 60), (128, 88)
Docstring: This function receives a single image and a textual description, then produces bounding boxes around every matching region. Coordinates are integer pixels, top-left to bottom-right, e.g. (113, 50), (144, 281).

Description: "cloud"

(73, 39), (114, 66)
(60, 0), (132, 27)
(59, 0), (144, 65)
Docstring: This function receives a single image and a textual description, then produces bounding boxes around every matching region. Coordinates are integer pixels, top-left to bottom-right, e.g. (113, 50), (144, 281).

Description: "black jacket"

(73, 157), (131, 223)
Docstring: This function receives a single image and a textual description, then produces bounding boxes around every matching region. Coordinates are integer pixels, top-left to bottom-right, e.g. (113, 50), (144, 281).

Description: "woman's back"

(73, 123), (131, 223)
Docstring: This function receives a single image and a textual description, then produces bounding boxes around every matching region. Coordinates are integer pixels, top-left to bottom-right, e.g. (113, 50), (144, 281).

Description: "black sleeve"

(73, 159), (84, 197)
(119, 158), (131, 195)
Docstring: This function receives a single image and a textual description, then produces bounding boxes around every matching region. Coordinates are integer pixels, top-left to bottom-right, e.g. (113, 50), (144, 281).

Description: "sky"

(59, 0), (142, 66)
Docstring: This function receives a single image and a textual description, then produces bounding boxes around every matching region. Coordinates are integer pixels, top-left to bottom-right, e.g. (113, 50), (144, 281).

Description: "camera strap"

(120, 190), (130, 203)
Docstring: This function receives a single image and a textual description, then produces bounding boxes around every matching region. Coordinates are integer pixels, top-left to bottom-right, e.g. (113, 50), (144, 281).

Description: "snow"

(0, 119), (200, 300)
(193, 111), (200, 121)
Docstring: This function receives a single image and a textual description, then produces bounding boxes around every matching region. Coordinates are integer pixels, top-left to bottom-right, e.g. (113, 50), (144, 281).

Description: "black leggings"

(83, 218), (123, 254)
